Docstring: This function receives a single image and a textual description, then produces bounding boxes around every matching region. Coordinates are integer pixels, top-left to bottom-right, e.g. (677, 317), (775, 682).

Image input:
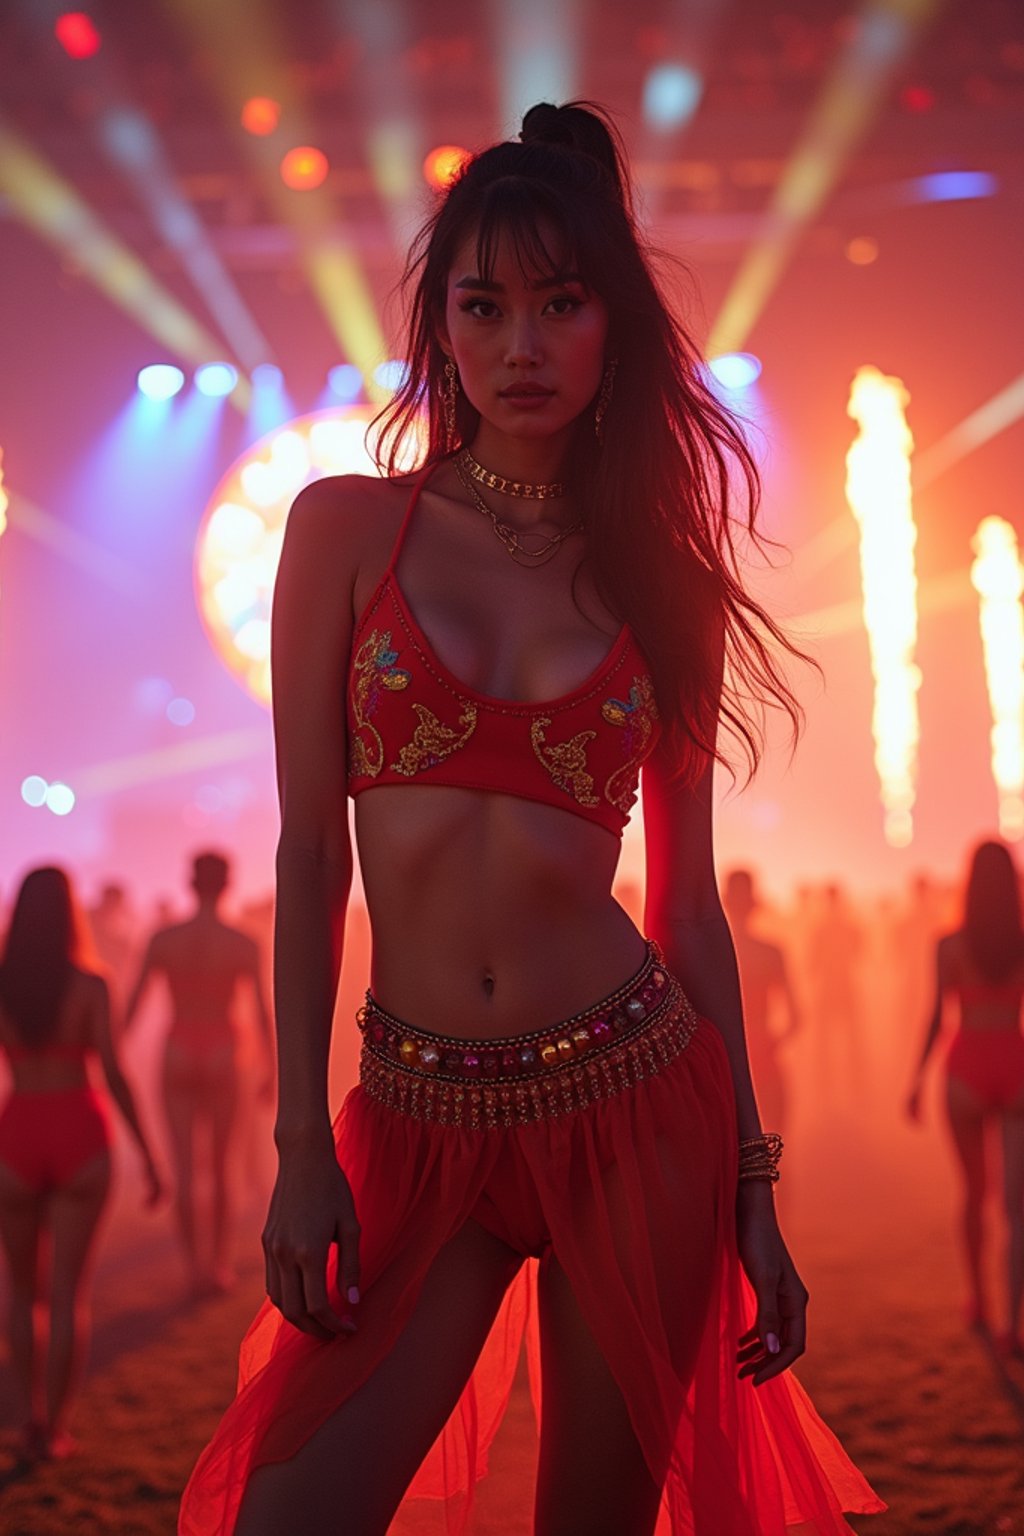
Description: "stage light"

(195, 362), (239, 397)
(252, 363), (284, 389)
(846, 236), (879, 265)
(167, 697), (196, 726)
(642, 63), (703, 131)
(241, 96), (280, 136)
(900, 83), (935, 112)
(709, 353), (762, 390)
(423, 145), (470, 190)
(328, 363), (363, 401)
(196, 408), (390, 705)
(971, 517), (1024, 841)
(21, 776), (48, 808)
(908, 171), (998, 203)
(280, 146), (329, 190)
(45, 783), (76, 816)
(372, 359), (410, 393)
(55, 13), (100, 60)
(845, 365), (920, 849)
(138, 363), (185, 400)
(133, 677), (174, 715)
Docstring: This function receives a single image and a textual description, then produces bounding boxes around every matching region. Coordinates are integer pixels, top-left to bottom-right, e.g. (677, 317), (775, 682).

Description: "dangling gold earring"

(594, 359), (617, 443)
(442, 359), (460, 451)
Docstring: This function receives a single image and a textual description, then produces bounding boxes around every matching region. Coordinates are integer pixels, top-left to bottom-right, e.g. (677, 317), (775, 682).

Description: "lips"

(499, 384), (554, 398)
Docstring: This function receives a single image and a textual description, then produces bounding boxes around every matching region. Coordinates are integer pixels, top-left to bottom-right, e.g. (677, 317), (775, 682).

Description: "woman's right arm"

(263, 474), (365, 1340)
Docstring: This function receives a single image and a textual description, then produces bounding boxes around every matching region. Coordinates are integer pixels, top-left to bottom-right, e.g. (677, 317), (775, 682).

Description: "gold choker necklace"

(457, 448), (567, 500)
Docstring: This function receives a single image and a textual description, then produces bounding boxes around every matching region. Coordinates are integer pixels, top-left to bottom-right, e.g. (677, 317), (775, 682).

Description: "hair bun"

(519, 100), (625, 199)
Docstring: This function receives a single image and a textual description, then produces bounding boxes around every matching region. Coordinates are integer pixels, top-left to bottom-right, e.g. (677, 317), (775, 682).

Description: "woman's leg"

(205, 1055), (240, 1284)
(999, 1092), (1024, 1343)
(45, 1151), (112, 1441)
(235, 1217), (523, 1536)
(162, 1048), (201, 1286)
(533, 1248), (662, 1536)
(0, 1164), (46, 1432)
(945, 1074), (989, 1325)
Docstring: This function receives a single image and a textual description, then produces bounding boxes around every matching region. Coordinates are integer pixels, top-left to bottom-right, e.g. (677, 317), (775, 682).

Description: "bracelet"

(737, 1132), (783, 1184)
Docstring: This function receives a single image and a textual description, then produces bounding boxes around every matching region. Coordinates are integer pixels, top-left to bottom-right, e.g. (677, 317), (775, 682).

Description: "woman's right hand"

(262, 1138), (361, 1341)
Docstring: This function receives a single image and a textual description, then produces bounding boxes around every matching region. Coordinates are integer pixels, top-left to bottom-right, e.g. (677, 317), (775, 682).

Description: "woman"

(908, 839), (1024, 1354)
(181, 103), (883, 1534)
(0, 866), (164, 1459)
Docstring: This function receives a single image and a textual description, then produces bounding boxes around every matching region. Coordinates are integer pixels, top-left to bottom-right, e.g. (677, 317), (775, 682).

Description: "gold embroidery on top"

(602, 676), (659, 813)
(391, 701), (478, 776)
(530, 718), (600, 807)
(349, 629), (412, 779)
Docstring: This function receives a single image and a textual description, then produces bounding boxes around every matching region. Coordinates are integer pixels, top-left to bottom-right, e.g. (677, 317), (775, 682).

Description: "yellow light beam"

(916, 370), (1024, 488)
(171, 0), (389, 400)
(708, 0), (945, 357)
(0, 116), (250, 411)
(970, 517), (1024, 841)
(791, 569), (971, 639)
(845, 364), (921, 848)
(74, 729), (267, 797)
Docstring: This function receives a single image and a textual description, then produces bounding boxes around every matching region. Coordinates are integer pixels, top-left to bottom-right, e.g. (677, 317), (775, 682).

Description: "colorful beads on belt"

(356, 942), (700, 1129)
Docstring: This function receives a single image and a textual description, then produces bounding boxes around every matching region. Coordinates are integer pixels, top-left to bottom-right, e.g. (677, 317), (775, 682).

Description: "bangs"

(472, 177), (586, 289)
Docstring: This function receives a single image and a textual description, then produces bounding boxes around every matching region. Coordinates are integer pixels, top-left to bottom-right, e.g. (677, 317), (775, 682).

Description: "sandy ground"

(1, 1013), (1023, 1535)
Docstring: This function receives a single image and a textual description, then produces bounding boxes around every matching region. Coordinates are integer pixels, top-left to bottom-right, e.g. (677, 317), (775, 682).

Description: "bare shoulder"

(284, 473), (408, 557)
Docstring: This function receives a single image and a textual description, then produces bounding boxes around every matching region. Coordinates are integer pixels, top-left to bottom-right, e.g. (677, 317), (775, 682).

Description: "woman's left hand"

(734, 1185), (808, 1387)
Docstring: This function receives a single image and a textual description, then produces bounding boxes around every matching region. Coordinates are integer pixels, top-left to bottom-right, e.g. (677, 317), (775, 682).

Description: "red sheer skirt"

(179, 947), (884, 1535)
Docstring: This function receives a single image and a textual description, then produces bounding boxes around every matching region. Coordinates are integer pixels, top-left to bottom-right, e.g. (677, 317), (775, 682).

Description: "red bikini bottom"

(947, 1028), (1024, 1111)
(179, 943), (884, 1535)
(0, 1087), (112, 1193)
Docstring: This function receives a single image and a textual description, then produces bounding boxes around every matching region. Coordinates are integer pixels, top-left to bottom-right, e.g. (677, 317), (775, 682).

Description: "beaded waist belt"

(357, 939), (700, 1129)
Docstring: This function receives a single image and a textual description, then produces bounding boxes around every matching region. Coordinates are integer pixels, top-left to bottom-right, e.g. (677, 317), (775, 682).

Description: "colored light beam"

(170, 0), (388, 400)
(73, 729), (267, 797)
(845, 365), (921, 848)
(708, 0), (944, 357)
(915, 371), (1024, 489)
(99, 106), (272, 374)
(0, 116), (250, 410)
(971, 517), (1024, 841)
(4, 490), (139, 595)
(490, 0), (580, 132)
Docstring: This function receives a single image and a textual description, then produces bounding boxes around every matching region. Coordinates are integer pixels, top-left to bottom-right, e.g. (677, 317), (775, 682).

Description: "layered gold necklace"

(453, 451), (582, 567)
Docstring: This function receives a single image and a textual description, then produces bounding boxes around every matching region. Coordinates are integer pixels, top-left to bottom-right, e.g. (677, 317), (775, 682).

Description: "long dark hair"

(374, 100), (810, 782)
(0, 866), (88, 1046)
(962, 840), (1024, 982)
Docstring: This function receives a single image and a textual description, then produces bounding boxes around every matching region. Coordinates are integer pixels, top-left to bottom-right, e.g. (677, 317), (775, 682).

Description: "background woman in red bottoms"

(908, 839), (1024, 1355)
(180, 102), (884, 1534)
(0, 866), (164, 1460)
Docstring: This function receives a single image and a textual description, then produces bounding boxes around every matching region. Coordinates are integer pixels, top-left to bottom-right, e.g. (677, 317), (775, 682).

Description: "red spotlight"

(900, 83), (935, 113)
(55, 12), (100, 59)
(280, 146), (329, 190)
(423, 145), (470, 191)
(242, 96), (280, 136)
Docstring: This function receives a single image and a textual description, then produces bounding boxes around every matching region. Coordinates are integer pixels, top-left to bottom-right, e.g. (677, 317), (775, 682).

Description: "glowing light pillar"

(845, 365), (920, 848)
(970, 517), (1024, 841)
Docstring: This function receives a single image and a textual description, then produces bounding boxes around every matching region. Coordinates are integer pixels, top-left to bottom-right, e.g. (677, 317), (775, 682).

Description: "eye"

(545, 293), (584, 316)
(459, 298), (500, 319)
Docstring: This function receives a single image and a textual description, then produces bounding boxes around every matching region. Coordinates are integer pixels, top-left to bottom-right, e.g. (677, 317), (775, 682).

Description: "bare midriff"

(355, 784), (648, 1040)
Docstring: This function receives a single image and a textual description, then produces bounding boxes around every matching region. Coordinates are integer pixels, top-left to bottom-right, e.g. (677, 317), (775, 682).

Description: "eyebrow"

(454, 272), (585, 292)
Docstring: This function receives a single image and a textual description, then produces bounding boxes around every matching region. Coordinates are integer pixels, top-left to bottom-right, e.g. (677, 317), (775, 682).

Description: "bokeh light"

(372, 359), (410, 392)
(846, 236), (880, 265)
(21, 775), (48, 808)
(328, 363), (364, 402)
(138, 363), (185, 400)
(280, 146), (329, 191)
(422, 145), (471, 190)
(708, 352), (762, 390)
(167, 697), (196, 726)
(252, 363), (284, 390)
(195, 362), (239, 398)
(241, 96), (280, 136)
(55, 13), (100, 60)
(642, 62), (703, 130)
(195, 407), (417, 705)
(45, 782), (76, 816)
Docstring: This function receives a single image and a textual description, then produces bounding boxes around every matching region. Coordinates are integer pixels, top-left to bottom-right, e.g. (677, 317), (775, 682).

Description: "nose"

(504, 313), (543, 369)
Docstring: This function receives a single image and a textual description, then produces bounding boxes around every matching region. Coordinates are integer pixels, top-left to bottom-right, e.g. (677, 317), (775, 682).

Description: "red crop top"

(345, 469), (661, 837)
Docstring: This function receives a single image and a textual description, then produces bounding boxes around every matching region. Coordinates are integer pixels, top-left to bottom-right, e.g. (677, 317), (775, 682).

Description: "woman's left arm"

(642, 729), (808, 1386)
